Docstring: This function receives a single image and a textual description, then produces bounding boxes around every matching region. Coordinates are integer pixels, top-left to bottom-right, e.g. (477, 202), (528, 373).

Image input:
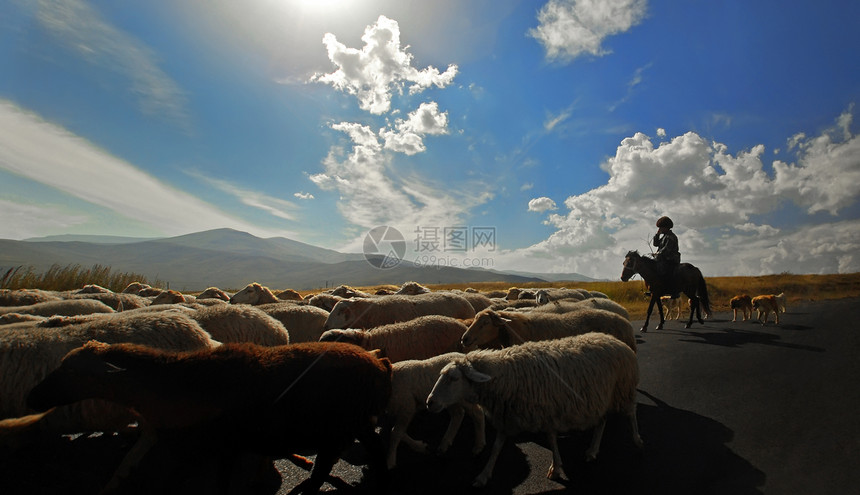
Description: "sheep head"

(26, 341), (125, 412)
(426, 359), (489, 414)
(460, 309), (512, 350)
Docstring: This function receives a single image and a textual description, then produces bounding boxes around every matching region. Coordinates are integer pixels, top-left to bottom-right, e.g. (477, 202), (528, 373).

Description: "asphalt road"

(3, 298), (858, 494)
(277, 297), (860, 494)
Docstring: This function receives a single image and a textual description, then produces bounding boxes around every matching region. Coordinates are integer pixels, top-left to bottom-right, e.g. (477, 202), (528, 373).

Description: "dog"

(730, 294), (753, 322)
(752, 294), (781, 325)
(660, 295), (682, 320)
(774, 292), (787, 313)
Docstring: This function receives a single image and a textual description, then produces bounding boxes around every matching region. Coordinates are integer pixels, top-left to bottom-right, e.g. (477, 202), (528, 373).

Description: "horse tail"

(698, 271), (712, 317)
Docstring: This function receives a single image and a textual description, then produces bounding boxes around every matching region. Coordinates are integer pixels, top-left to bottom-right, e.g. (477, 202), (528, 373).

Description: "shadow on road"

(653, 325), (823, 352)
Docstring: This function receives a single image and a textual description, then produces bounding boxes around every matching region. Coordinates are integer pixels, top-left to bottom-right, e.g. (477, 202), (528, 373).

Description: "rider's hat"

(656, 216), (674, 229)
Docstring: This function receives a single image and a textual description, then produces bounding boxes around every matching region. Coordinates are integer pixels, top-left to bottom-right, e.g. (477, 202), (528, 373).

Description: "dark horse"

(621, 250), (711, 332)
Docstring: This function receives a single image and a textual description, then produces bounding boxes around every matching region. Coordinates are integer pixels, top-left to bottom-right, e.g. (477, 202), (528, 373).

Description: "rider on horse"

(651, 216), (681, 298)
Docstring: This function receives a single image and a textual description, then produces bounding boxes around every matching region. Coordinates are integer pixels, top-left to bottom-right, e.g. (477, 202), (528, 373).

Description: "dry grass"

(302, 273), (860, 321)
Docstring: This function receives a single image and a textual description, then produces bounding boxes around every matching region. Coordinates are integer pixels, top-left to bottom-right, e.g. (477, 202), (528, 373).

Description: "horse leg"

(685, 295), (697, 329)
(655, 297), (665, 330)
(641, 296), (656, 333)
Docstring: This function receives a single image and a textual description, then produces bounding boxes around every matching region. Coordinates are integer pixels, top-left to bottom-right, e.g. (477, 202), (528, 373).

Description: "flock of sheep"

(0, 280), (645, 493)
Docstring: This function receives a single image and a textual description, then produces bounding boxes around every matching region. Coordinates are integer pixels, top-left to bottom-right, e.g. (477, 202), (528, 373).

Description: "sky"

(1, 0), (859, 280)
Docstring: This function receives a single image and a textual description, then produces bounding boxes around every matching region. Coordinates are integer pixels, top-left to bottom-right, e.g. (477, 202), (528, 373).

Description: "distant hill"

(1, 228), (547, 291)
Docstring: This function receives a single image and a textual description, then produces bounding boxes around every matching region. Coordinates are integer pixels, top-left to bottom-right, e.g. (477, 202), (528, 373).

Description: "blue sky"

(1, 0), (859, 280)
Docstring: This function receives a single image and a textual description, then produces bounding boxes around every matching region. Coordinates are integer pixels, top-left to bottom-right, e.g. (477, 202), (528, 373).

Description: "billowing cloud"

(381, 102), (450, 155)
(313, 15), (458, 114)
(528, 197), (558, 212)
(0, 100), (273, 238)
(529, 0), (648, 63)
(33, 0), (190, 129)
(310, 121), (492, 245)
(506, 106), (860, 278)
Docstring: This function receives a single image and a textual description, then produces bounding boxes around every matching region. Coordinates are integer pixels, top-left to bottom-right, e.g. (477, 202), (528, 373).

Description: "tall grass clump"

(0, 264), (162, 293)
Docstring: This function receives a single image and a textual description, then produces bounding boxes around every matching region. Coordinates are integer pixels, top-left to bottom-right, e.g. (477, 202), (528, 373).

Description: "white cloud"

(528, 197), (558, 212)
(381, 102), (450, 155)
(529, 0), (648, 63)
(0, 100), (272, 237)
(506, 106), (860, 279)
(294, 192), (315, 200)
(310, 121), (492, 244)
(521, 182), (535, 191)
(33, 0), (190, 130)
(313, 15), (458, 114)
(656, 128), (666, 138)
(185, 171), (299, 221)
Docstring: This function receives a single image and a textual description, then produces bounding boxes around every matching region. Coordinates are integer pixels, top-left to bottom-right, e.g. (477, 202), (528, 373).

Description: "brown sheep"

(27, 341), (393, 494)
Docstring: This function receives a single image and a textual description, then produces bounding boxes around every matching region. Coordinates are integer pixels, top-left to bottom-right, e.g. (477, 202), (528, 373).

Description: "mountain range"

(1, 228), (596, 291)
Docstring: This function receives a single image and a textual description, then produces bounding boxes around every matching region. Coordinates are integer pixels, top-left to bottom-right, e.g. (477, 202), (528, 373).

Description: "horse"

(621, 250), (711, 332)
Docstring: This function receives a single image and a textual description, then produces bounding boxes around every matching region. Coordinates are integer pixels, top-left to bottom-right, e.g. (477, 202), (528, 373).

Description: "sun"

(294, 0), (352, 14)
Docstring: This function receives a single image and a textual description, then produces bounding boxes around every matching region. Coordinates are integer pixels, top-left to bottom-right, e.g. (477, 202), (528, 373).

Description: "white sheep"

(307, 293), (345, 312)
(0, 310), (217, 425)
(275, 288), (303, 301)
(70, 291), (151, 310)
(535, 288), (586, 305)
(319, 315), (467, 362)
(196, 287), (231, 302)
(0, 313), (47, 325)
(457, 291), (494, 313)
(386, 352), (485, 469)
(328, 285), (373, 298)
(325, 292), (476, 330)
(0, 289), (62, 306)
(255, 302), (329, 343)
(426, 332), (643, 487)
(188, 304), (290, 346)
(394, 281), (431, 295)
(0, 298), (115, 317)
(75, 284), (112, 294)
(461, 308), (636, 352)
(531, 297), (631, 321)
(228, 282), (280, 305)
(150, 289), (198, 305)
(121, 282), (150, 294)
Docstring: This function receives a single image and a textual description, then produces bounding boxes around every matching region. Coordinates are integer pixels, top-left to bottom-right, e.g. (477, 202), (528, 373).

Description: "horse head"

(621, 250), (640, 281)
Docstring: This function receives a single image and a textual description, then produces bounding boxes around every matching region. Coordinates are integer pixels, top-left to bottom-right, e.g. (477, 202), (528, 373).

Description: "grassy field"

(317, 273), (860, 320)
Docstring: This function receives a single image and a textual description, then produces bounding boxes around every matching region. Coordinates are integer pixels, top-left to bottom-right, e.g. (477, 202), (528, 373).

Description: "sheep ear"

(463, 365), (492, 383)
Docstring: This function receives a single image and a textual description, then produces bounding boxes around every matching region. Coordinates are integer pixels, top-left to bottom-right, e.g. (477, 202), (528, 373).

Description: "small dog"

(752, 294), (781, 325)
(730, 294), (753, 322)
(660, 295), (682, 320)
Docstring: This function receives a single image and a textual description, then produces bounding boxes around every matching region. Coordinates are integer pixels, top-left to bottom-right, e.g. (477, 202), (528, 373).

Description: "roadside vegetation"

(0, 264), (163, 293)
(4, 263), (858, 321)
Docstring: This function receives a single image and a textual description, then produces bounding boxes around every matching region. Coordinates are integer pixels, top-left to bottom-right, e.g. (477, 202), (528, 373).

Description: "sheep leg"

(387, 418), (427, 469)
(585, 418), (607, 461)
(629, 402), (644, 448)
(546, 432), (567, 481)
(467, 403), (486, 455)
(437, 405), (465, 454)
(103, 423), (159, 492)
(293, 448), (339, 494)
(474, 431), (506, 488)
